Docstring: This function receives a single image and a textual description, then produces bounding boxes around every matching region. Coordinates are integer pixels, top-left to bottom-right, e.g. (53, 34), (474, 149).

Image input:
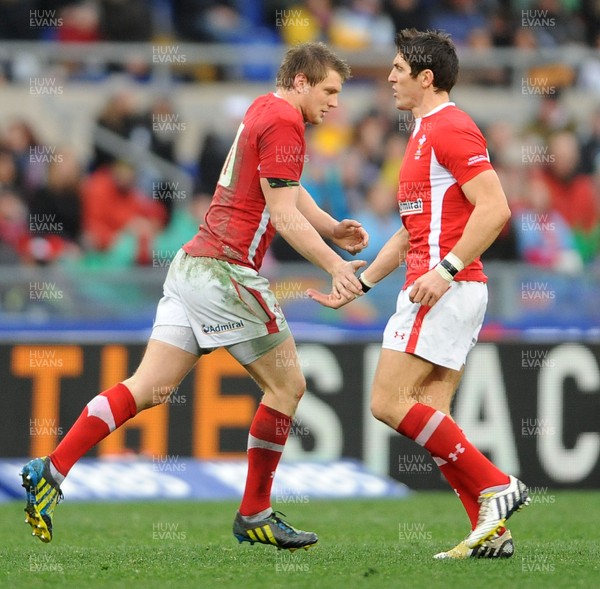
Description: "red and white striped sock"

(397, 403), (509, 505)
(49, 383), (137, 478)
(239, 403), (291, 518)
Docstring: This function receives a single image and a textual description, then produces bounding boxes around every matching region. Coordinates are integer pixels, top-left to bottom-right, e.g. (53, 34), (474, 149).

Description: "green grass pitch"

(1, 491), (598, 589)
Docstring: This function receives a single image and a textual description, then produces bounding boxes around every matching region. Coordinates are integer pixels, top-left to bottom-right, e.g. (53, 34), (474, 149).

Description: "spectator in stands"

(306, 156), (350, 224)
(0, 0), (41, 40)
(172, 0), (253, 43)
(152, 194), (212, 259)
(523, 91), (577, 144)
(480, 120), (521, 261)
(137, 96), (188, 221)
(379, 132), (405, 188)
(352, 112), (389, 172)
(520, 0), (586, 47)
(461, 27), (508, 86)
(339, 148), (377, 216)
(578, 32), (600, 94)
(580, 107), (600, 176)
(488, 6), (513, 47)
(364, 80), (402, 140)
(306, 101), (354, 160)
(329, 0), (395, 49)
(172, 1), (279, 80)
(98, 0), (153, 42)
(82, 160), (167, 265)
(195, 128), (230, 197)
(344, 178), (402, 262)
(487, 121), (527, 203)
(195, 94), (250, 197)
(145, 96), (180, 165)
(582, 1), (600, 46)
(512, 170), (584, 273)
(429, 0), (488, 46)
(0, 189), (28, 264)
(0, 147), (20, 193)
(3, 119), (45, 195)
(26, 151), (83, 264)
(486, 120), (522, 170)
(56, 1), (101, 43)
(512, 25), (539, 49)
(172, 0), (217, 41)
(96, 1), (153, 80)
(278, 0), (334, 44)
(336, 111), (391, 213)
(536, 131), (599, 262)
(384, 0), (430, 34)
(92, 89), (144, 170)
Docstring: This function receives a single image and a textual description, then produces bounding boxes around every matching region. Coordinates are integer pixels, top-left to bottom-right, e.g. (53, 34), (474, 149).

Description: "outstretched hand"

(307, 287), (354, 309)
(331, 220), (369, 255)
(309, 258), (367, 308)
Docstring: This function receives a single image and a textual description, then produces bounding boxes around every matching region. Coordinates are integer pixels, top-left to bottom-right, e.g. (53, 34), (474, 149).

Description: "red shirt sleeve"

(433, 116), (494, 186)
(258, 116), (306, 181)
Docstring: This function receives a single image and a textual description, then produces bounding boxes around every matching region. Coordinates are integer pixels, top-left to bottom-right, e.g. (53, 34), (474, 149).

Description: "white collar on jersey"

(412, 102), (455, 136)
(419, 101), (455, 120)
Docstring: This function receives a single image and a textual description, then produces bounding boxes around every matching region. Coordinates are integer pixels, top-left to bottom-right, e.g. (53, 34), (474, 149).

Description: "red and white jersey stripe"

(398, 102), (492, 287)
(184, 93), (306, 271)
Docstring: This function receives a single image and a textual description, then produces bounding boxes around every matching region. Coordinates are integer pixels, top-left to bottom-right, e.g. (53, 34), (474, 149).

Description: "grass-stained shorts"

(151, 250), (290, 365)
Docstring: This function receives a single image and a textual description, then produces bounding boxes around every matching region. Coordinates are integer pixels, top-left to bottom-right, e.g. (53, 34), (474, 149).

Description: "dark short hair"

(395, 29), (459, 93)
(276, 42), (351, 90)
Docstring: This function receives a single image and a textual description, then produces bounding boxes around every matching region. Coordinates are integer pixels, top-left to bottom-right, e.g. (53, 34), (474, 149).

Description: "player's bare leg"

(21, 339), (199, 542)
(418, 365), (463, 416)
(123, 338), (199, 410)
(243, 335), (306, 417)
(370, 349), (434, 427)
(370, 349), (528, 552)
(232, 335), (317, 551)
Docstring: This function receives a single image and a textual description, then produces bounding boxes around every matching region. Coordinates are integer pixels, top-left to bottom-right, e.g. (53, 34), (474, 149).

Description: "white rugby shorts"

(151, 250), (289, 364)
(382, 281), (487, 370)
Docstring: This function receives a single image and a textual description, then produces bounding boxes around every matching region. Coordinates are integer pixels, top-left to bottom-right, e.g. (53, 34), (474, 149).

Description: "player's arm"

(296, 184), (369, 254)
(361, 226), (408, 283)
(261, 178), (365, 300)
(447, 169), (511, 265)
(409, 169), (511, 307)
(308, 227), (409, 309)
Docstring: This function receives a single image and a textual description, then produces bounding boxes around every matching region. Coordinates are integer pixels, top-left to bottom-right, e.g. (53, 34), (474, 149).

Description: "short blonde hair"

(276, 42), (351, 90)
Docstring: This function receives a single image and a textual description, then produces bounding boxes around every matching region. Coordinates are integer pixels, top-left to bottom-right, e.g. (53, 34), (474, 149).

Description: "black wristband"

(358, 275), (371, 293)
(439, 258), (459, 278)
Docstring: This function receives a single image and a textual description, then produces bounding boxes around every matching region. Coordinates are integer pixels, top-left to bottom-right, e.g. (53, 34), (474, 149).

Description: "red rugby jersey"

(184, 93), (306, 270)
(398, 102), (493, 287)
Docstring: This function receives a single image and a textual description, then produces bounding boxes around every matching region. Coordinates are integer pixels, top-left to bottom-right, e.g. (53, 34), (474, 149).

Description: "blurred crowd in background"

(1, 86), (598, 273)
(0, 0), (599, 275)
(0, 0), (599, 50)
(1, 0), (599, 84)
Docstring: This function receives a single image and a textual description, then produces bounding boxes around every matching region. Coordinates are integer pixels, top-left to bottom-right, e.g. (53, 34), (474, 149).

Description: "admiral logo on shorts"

(202, 320), (245, 335)
(399, 198), (424, 216)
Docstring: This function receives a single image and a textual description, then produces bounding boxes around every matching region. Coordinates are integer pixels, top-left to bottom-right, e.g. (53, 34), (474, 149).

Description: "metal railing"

(1, 261), (598, 341)
(0, 41), (595, 90)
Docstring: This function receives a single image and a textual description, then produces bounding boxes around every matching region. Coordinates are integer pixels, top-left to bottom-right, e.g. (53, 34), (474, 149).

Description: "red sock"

(239, 403), (291, 517)
(50, 383), (137, 476)
(397, 403), (509, 496)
